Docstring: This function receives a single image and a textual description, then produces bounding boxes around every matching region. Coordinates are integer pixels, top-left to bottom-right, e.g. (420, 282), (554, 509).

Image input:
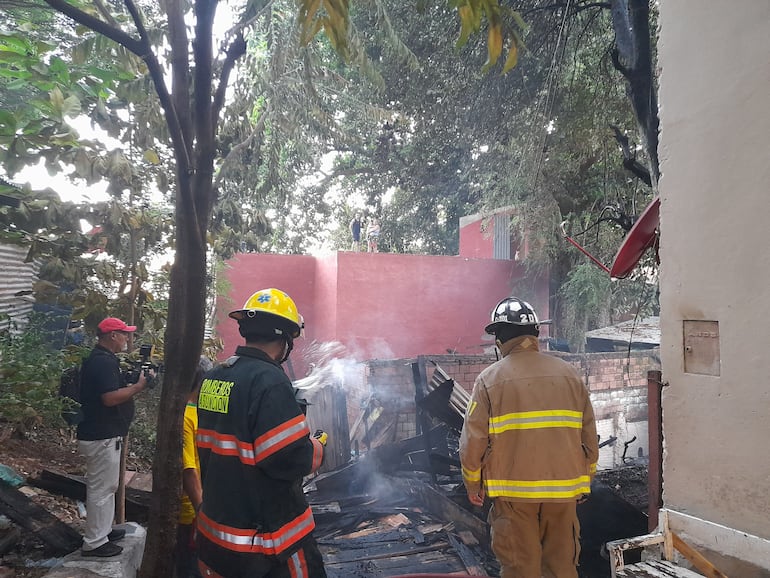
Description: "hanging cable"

(527, 0), (574, 196)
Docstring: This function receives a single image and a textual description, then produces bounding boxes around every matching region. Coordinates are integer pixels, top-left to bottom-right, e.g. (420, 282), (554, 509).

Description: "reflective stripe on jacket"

(459, 335), (599, 502)
(196, 346), (323, 558)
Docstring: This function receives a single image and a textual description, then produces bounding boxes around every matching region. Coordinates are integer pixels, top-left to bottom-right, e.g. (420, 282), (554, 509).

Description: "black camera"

(123, 344), (162, 389)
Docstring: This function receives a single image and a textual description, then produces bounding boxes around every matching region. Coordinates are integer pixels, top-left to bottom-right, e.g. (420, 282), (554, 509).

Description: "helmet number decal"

(520, 313), (536, 323)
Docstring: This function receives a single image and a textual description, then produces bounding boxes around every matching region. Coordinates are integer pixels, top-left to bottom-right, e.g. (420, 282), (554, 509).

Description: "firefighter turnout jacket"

(196, 346), (324, 565)
(460, 335), (599, 502)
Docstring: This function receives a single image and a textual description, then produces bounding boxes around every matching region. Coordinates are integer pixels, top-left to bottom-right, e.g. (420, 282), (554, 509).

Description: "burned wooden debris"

(414, 363), (471, 435)
(318, 359), (655, 578)
(29, 469), (150, 522)
(0, 480), (81, 557)
(307, 466), (497, 577)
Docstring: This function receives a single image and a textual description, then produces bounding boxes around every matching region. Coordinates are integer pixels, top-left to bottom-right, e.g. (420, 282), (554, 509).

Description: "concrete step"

(43, 522), (145, 578)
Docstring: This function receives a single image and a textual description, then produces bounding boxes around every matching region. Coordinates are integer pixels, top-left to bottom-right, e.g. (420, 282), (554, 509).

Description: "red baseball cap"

(97, 317), (137, 334)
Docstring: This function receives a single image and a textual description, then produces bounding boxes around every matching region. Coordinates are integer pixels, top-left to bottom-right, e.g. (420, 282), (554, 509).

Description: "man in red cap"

(77, 317), (150, 557)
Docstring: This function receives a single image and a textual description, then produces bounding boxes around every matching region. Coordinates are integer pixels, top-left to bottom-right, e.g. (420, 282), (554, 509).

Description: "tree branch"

(40, 0), (143, 54)
(224, 0), (273, 40)
(610, 125), (651, 187)
(520, 1), (610, 16)
(164, 0), (192, 147)
(193, 0), (216, 151)
(213, 102), (271, 190)
(124, 0), (192, 174)
(213, 33), (247, 125)
(122, 0), (150, 44)
(312, 166), (375, 191)
(92, 0), (120, 28)
(39, 0), (192, 174)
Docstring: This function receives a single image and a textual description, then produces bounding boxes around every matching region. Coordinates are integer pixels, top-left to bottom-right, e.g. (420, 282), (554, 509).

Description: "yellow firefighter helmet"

(229, 288), (304, 339)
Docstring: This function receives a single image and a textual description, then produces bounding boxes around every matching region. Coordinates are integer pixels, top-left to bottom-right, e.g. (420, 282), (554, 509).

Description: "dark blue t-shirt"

(76, 344), (135, 440)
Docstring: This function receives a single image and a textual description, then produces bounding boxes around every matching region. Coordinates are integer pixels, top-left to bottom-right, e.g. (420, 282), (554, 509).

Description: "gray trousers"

(79, 436), (121, 550)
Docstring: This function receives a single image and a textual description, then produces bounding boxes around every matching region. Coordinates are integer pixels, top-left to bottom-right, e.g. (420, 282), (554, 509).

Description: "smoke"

(293, 341), (365, 394)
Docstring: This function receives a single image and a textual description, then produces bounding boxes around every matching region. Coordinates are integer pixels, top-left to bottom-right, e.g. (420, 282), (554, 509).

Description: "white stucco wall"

(658, 0), (770, 558)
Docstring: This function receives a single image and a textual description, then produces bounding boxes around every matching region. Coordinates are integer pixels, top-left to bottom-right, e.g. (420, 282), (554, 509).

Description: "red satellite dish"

(609, 196), (660, 279)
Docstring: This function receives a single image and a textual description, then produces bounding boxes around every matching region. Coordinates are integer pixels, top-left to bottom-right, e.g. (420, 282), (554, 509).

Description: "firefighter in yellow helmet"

(459, 297), (599, 578)
(195, 289), (327, 577)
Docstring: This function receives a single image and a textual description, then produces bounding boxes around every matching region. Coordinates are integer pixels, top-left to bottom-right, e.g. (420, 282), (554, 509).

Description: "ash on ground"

(595, 464), (649, 513)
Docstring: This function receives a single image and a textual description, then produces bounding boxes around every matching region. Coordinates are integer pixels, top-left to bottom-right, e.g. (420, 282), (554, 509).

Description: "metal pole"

(647, 370), (663, 532)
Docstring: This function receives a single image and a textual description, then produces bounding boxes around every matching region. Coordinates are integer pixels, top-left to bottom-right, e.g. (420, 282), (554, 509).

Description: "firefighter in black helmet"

(460, 296), (599, 578)
(196, 289), (328, 578)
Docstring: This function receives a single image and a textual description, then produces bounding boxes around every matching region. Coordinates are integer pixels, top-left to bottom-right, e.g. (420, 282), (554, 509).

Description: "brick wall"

(353, 348), (661, 468)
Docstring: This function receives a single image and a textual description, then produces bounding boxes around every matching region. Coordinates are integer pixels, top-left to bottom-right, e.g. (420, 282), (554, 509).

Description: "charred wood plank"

(0, 480), (82, 556)
(411, 357), (437, 484)
(616, 559), (705, 577)
(309, 461), (365, 496)
(324, 547), (468, 578)
(395, 477), (489, 547)
(417, 379), (464, 433)
(368, 425), (450, 474)
(323, 541), (449, 564)
(330, 549), (466, 576)
(0, 526), (21, 555)
(318, 528), (407, 548)
(397, 450), (456, 476)
(447, 531), (486, 576)
(29, 469), (150, 521)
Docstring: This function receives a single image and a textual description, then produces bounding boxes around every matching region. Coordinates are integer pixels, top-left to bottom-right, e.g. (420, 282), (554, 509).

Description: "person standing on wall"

(460, 297), (599, 578)
(195, 288), (328, 578)
(175, 356), (214, 577)
(349, 212), (363, 252)
(77, 317), (150, 557)
(366, 217), (381, 253)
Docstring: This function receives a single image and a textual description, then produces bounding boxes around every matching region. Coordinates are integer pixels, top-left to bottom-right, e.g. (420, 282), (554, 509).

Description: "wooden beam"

(447, 531), (486, 575)
(672, 532), (729, 578)
(0, 481), (82, 556)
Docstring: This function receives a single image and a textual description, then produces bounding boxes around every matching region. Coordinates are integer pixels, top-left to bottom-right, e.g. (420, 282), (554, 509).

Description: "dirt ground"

(0, 424), (153, 577)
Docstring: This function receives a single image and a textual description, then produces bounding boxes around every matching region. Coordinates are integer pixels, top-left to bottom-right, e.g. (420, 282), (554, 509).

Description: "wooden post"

(116, 434), (128, 524)
(647, 370), (663, 532)
(307, 385), (350, 473)
(411, 356), (436, 484)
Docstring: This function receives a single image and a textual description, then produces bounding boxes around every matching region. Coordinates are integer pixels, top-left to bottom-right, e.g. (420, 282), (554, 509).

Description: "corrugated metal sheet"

(585, 316), (660, 347)
(0, 243), (38, 333)
(493, 213), (511, 260)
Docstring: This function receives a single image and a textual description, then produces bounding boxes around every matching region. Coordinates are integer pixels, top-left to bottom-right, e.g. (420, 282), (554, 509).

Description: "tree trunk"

(139, 172), (210, 577)
(610, 0), (660, 187)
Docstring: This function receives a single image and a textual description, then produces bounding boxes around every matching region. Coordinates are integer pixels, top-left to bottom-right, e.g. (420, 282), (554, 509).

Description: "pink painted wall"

(216, 250), (549, 375)
(458, 214), (494, 258)
(215, 253), (317, 378)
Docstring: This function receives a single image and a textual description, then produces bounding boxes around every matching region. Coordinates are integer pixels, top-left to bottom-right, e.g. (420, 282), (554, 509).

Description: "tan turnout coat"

(460, 335), (599, 502)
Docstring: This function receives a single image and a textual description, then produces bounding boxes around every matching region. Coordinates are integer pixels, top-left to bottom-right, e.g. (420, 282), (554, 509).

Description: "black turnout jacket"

(196, 346), (323, 561)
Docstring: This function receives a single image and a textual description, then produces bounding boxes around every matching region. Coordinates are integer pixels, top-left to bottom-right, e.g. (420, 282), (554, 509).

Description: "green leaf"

(0, 68), (32, 80)
(5, 77), (30, 90)
(0, 110), (17, 135)
(0, 34), (34, 56)
(61, 95), (81, 117)
(143, 149), (160, 165)
(50, 87), (64, 111)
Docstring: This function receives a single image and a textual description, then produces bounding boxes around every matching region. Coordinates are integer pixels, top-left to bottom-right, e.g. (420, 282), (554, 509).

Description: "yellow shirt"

(179, 402), (200, 524)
